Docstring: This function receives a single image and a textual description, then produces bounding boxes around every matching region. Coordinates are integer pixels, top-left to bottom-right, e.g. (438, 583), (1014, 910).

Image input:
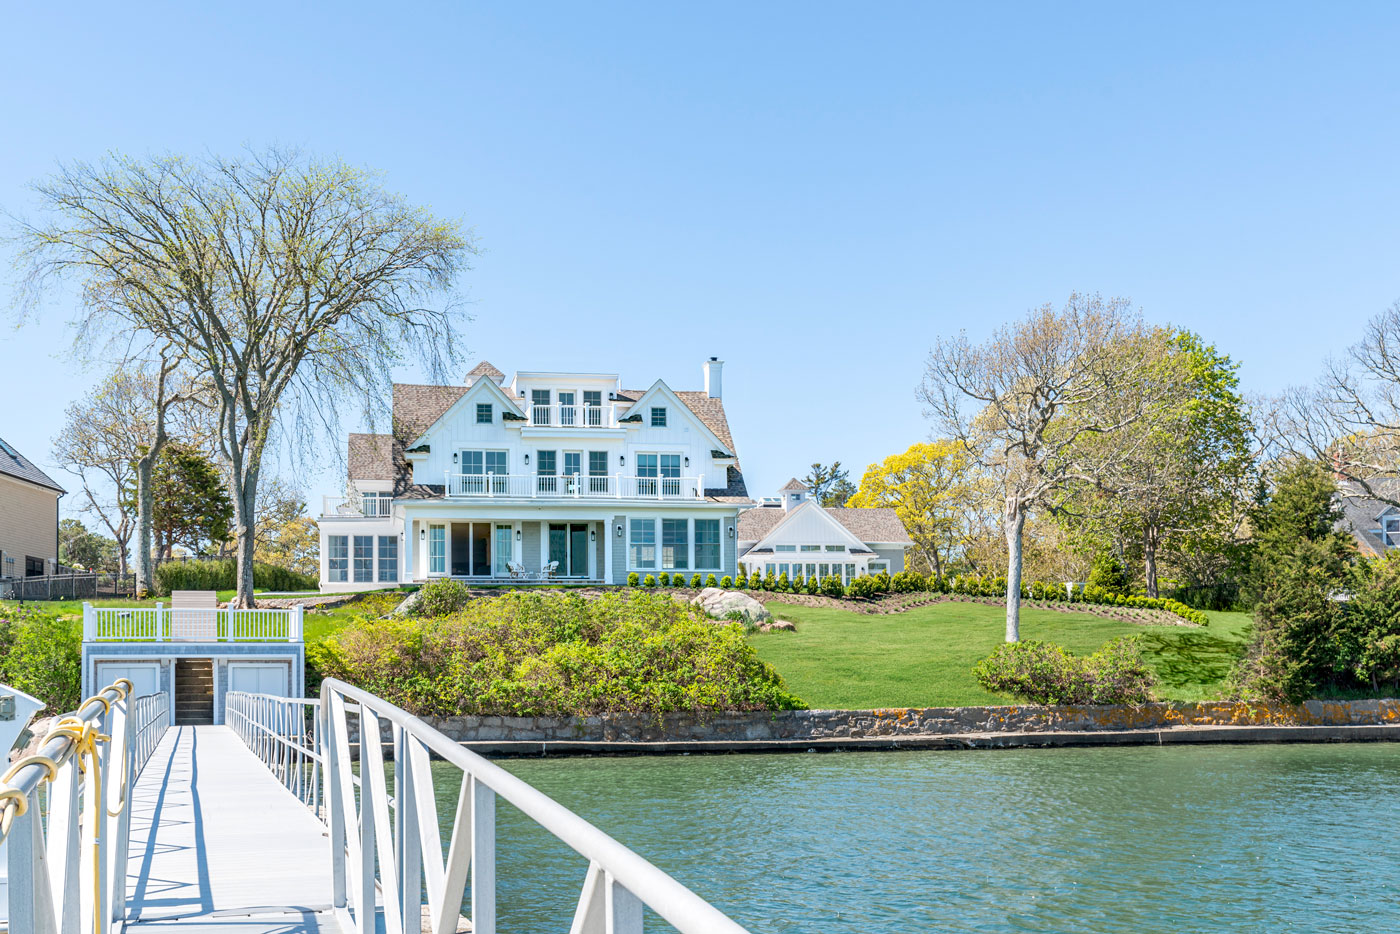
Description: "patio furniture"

(543, 561), (560, 580)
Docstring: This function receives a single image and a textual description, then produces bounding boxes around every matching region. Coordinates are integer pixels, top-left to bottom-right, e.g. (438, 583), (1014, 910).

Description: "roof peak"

(779, 477), (808, 491)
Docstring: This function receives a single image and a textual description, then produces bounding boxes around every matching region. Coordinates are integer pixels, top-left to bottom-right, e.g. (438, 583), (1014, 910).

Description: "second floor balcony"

(444, 471), (705, 500)
(526, 403), (623, 428)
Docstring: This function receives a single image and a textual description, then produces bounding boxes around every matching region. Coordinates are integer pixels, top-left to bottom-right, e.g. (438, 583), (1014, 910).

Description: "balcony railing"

(445, 472), (705, 500)
(321, 493), (393, 517)
(527, 403), (620, 428)
(83, 602), (304, 642)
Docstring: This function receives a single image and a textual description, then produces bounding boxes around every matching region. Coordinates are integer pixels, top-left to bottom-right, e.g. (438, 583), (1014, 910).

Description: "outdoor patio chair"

(508, 561), (528, 580)
(543, 561), (560, 579)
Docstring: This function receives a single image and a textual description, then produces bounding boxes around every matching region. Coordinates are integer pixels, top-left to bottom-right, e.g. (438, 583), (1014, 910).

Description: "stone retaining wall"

(411, 698), (1400, 744)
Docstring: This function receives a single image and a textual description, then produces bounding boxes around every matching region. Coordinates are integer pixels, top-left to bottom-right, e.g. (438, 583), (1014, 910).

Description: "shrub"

(846, 576), (879, 599)
(627, 572), (640, 587)
(720, 576), (733, 589)
(705, 574), (718, 588)
(657, 572), (670, 587)
(643, 574), (657, 588)
(691, 573), (703, 588)
(821, 576), (846, 598)
(736, 569), (748, 588)
(763, 570), (776, 591)
(1087, 552), (1131, 596)
(777, 572), (790, 592)
(804, 575), (820, 595)
(891, 571), (925, 593)
(973, 637), (1156, 706)
(412, 578), (472, 617)
(0, 607), (82, 712)
(153, 558), (319, 595)
(314, 590), (807, 716)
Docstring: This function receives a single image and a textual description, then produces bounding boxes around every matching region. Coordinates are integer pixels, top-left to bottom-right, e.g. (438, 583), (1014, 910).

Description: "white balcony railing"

(445, 472), (705, 500)
(83, 602), (304, 642)
(527, 403), (619, 428)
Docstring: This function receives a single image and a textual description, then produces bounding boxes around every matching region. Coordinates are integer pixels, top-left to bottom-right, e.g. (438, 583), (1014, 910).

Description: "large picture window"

(662, 519), (688, 570)
(353, 535), (374, 583)
(695, 519), (721, 568)
(328, 535), (348, 582)
(378, 536), (398, 582)
(460, 450), (509, 492)
(629, 518), (656, 569)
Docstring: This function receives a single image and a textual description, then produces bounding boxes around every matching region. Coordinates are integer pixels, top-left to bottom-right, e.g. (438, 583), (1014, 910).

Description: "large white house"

(317, 358), (750, 590)
(737, 479), (912, 583)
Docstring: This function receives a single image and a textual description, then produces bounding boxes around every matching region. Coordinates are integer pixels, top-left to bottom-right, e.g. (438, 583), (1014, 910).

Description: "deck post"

(290, 605), (305, 642)
(155, 602), (165, 642)
(82, 601), (94, 641)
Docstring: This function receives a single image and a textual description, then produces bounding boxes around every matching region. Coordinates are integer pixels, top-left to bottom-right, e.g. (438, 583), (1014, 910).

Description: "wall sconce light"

(684, 456), (690, 468)
(619, 455), (626, 467)
(516, 529), (522, 541)
(524, 453), (530, 466)
(728, 526), (735, 539)
(420, 528), (426, 542)
(589, 529), (596, 542)
(615, 523), (624, 538)
(452, 452), (458, 463)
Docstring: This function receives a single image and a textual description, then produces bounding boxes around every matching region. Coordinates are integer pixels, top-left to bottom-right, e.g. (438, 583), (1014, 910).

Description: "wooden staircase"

(175, 658), (214, 725)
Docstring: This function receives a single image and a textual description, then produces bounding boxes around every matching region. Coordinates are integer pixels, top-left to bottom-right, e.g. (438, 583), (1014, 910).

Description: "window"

(1386, 517), (1400, 548)
(775, 544), (797, 553)
(360, 491), (391, 517)
(564, 452), (582, 475)
(662, 519), (688, 570)
(695, 519), (720, 568)
(558, 391), (576, 425)
(819, 563), (830, 580)
(328, 536), (348, 582)
(461, 450), (509, 492)
(869, 561), (888, 575)
(476, 403), (493, 424)
(429, 525), (446, 574)
(537, 450), (556, 474)
(629, 519), (656, 568)
(378, 536), (398, 582)
(584, 390), (602, 407)
(825, 545), (845, 552)
(779, 563), (790, 578)
(800, 544), (821, 552)
(353, 535), (374, 583)
(651, 406), (667, 427)
(660, 454), (681, 495)
(532, 389), (551, 423)
(588, 450), (609, 492)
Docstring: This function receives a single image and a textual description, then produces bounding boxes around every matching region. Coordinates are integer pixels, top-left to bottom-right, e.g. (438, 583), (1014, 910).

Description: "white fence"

(82, 602), (303, 642)
(444, 472), (706, 500)
(0, 682), (170, 932)
(227, 681), (752, 934)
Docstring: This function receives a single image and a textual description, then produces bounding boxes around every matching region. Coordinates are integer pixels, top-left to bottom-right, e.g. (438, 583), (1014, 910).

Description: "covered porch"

(408, 515), (612, 584)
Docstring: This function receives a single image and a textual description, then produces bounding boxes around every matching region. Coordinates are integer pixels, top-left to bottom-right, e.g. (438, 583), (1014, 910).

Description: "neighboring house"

(1337, 478), (1400, 556)
(0, 434), (64, 580)
(317, 358), (749, 591)
(737, 478), (913, 583)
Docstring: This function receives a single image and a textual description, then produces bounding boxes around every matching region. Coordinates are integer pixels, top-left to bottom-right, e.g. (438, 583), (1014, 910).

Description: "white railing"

(82, 602), (304, 643)
(132, 691), (171, 776)
(528, 403), (618, 428)
(225, 693), (322, 814)
(321, 493), (394, 517)
(1, 680), (169, 932)
(444, 472), (705, 500)
(227, 681), (751, 934)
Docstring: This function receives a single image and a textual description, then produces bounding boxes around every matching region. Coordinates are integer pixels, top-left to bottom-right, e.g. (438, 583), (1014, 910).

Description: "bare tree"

(13, 148), (474, 606)
(920, 293), (1163, 641)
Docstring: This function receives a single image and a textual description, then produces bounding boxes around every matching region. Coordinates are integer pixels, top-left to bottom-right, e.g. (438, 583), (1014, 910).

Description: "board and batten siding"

(871, 545), (907, 574)
(0, 472), (60, 573)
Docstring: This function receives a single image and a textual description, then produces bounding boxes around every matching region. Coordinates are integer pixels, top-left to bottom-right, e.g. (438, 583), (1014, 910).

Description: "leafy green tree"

(1086, 551), (1130, 596)
(123, 442), (234, 560)
(0, 609), (82, 712)
(803, 462), (856, 507)
(58, 518), (120, 572)
(1232, 459), (1353, 701)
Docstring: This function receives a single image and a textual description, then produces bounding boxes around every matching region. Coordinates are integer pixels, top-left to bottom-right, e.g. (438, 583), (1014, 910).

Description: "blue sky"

(3, 2), (1400, 518)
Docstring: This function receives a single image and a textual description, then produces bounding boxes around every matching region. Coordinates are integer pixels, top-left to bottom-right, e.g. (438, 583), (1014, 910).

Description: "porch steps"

(175, 657), (215, 725)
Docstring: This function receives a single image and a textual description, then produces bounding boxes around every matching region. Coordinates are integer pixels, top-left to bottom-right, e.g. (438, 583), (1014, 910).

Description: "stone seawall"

(400, 698), (1400, 745)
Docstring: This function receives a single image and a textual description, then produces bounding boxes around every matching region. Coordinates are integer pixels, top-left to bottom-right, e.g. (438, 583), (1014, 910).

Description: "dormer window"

(1386, 516), (1400, 548)
(476, 403), (493, 424)
(651, 406), (667, 427)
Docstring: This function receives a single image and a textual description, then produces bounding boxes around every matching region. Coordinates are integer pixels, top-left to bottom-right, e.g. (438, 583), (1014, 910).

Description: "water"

(424, 744), (1400, 933)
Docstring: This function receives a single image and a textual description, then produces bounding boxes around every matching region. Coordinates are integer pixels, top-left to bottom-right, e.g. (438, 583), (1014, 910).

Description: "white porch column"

(403, 517), (415, 582)
(603, 520), (614, 584)
(539, 521), (549, 570)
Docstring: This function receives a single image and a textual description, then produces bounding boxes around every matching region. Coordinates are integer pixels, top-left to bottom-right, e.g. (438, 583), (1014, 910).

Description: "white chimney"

(703, 357), (723, 399)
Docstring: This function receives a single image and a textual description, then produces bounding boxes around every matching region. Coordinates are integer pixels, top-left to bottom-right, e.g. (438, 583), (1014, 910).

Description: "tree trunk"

(1143, 522), (1159, 598)
(1004, 496), (1026, 643)
(134, 454), (156, 597)
(229, 462), (260, 608)
(930, 545), (942, 581)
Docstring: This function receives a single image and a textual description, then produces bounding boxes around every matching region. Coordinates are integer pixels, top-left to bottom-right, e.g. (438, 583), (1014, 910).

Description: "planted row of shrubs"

(973, 637), (1158, 705)
(622, 567), (1208, 625)
(153, 558), (320, 596)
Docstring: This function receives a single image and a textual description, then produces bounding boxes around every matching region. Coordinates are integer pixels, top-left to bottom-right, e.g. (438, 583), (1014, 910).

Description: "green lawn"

(750, 601), (1254, 709)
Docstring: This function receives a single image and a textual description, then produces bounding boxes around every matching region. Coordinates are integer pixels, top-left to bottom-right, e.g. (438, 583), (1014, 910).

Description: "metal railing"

(225, 693), (322, 814)
(82, 603), (304, 642)
(0, 681), (170, 932)
(444, 471), (706, 500)
(227, 681), (751, 934)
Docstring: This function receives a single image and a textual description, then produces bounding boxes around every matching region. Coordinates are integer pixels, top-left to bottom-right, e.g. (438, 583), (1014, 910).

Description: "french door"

(548, 523), (591, 577)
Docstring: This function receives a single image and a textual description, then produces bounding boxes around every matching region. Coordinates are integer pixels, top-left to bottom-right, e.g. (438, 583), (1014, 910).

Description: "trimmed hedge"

(153, 558), (318, 595)
(973, 636), (1157, 705)
(313, 590), (806, 717)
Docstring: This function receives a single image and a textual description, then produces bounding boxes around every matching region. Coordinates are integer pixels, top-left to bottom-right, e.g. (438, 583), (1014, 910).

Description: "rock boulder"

(690, 588), (771, 624)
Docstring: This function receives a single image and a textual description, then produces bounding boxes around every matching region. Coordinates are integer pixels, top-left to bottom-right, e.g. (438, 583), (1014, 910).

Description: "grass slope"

(750, 600), (1254, 709)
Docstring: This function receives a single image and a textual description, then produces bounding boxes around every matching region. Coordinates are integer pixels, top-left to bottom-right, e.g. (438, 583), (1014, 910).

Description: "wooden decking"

(123, 726), (339, 933)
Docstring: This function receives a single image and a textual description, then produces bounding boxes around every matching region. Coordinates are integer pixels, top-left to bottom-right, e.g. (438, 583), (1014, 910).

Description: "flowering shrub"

(973, 637), (1156, 705)
(315, 591), (806, 717)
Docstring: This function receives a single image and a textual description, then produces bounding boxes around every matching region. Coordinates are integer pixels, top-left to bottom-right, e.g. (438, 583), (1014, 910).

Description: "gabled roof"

(465, 360), (505, 385)
(0, 435), (64, 494)
(780, 477), (808, 492)
(1337, 478), (1400, 557)
(348, 433), (395, 481)
(737, 502), (912, 546)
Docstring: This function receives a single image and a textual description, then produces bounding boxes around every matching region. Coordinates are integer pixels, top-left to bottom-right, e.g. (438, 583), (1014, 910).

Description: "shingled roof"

(1338, 478), (1400, 557)
(779, 477), (807, 492)
(0, 435), (64, 494)
(737, 504), (912, 545)
(465, 360), (505, 385)
(347, 433), (395, 481)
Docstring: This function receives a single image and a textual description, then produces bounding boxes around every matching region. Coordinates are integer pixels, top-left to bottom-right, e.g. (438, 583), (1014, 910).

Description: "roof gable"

(401, 378), (523, 448)
(0, 435), (64, 494)
(620, 381), (732, 455)
(750, 499), (870, 552)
